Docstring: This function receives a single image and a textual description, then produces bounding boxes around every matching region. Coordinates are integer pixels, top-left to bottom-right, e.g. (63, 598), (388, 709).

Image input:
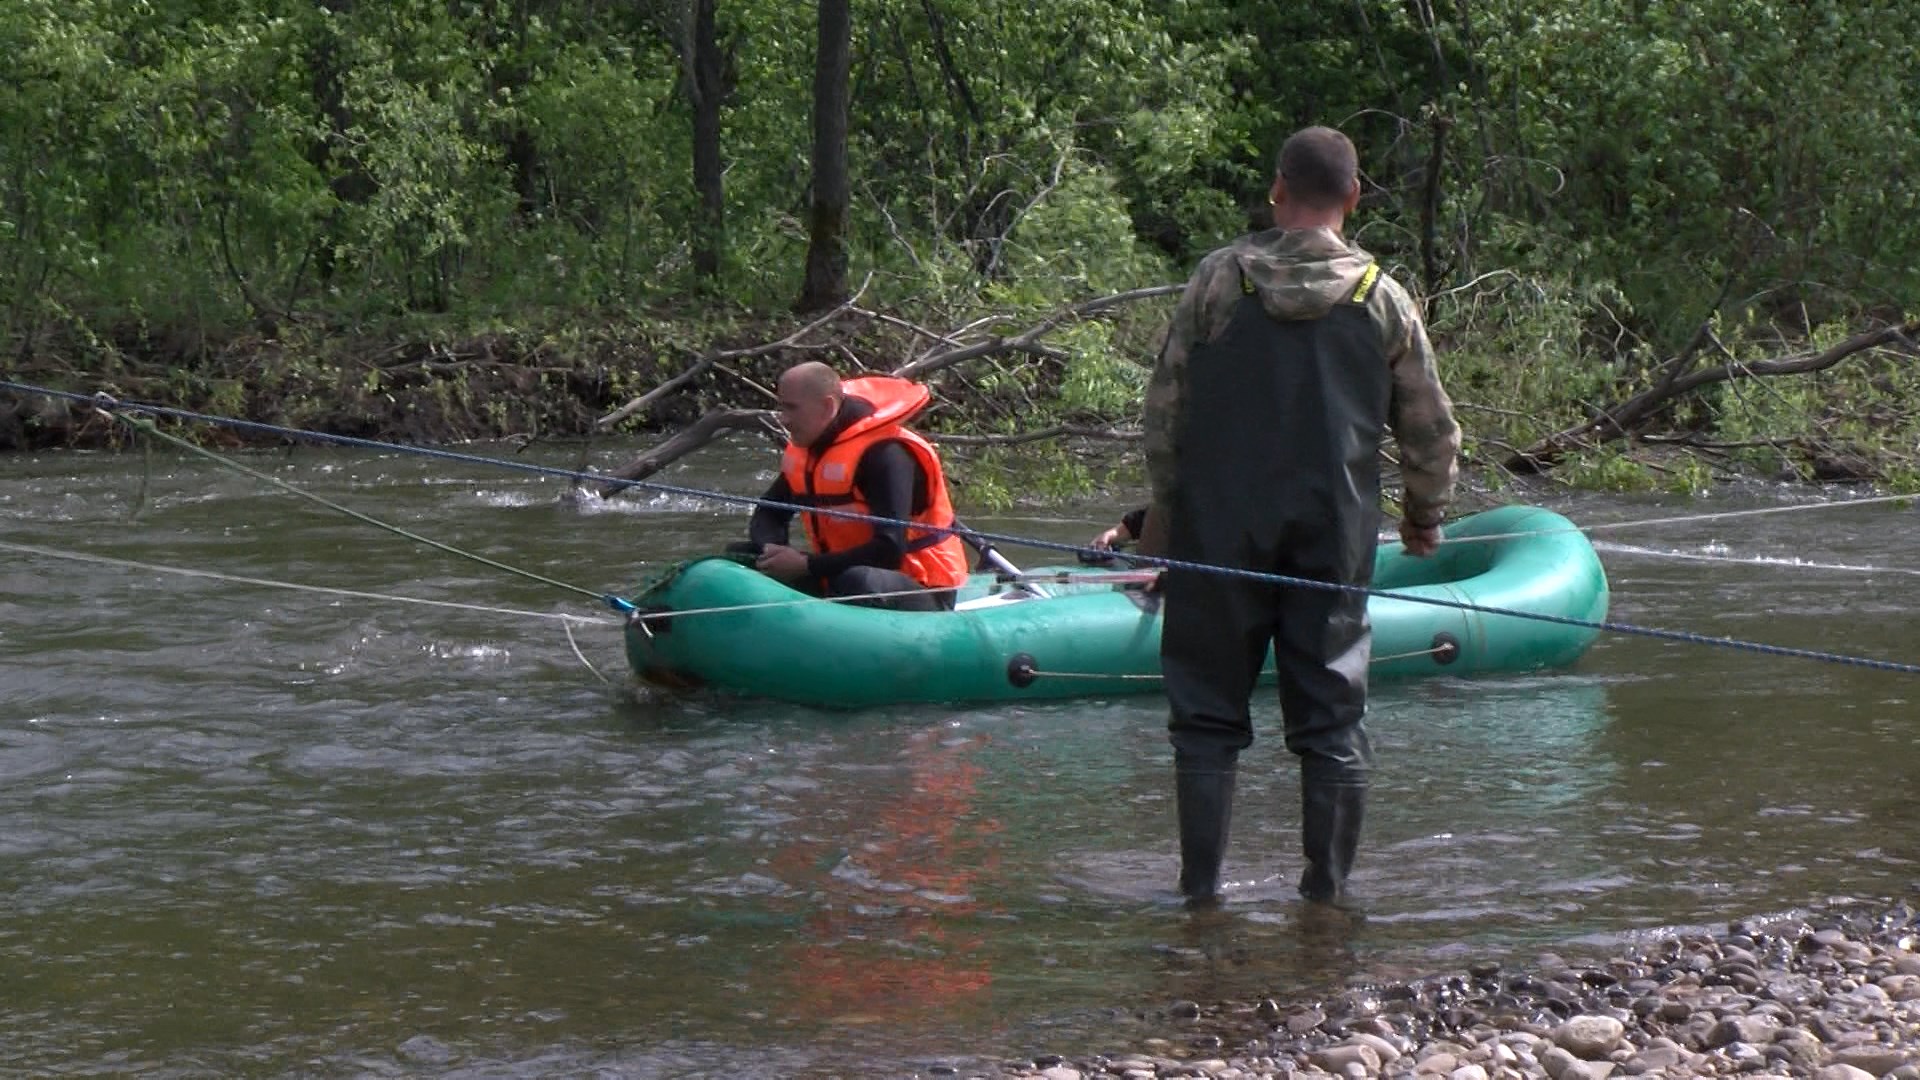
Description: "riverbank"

(979, 899), (1920, 1080)
(8, 303), (1918, 498)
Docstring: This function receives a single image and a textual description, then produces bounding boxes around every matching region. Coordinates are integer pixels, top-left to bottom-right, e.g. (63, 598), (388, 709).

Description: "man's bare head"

(778, 361), (841, 401)
(1273, 126), (1360, 212)
(776, 362), (844, 447)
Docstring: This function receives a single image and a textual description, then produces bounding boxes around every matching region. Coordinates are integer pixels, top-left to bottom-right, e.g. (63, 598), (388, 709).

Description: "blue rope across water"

(6, 378), (1919, 676)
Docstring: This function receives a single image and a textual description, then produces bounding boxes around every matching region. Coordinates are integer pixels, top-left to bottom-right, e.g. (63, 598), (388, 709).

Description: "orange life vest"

(778, 376), (970, 591)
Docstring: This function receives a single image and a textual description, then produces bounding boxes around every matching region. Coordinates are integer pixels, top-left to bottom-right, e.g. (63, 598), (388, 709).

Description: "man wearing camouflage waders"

(1137, 126), (1461, 907)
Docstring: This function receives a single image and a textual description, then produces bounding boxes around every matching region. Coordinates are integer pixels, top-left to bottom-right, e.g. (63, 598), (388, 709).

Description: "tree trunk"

(305, 0), (376, 287)
(794, 0), (852, 312)
(688, 0), (726, 278)
(500, 0), (542, 219)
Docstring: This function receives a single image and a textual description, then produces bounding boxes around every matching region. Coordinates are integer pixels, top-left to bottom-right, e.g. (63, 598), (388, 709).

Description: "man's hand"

(1398, 516), (1442, 557)
(1090, 524), (1128, 551)
(755, 543), (812, 582)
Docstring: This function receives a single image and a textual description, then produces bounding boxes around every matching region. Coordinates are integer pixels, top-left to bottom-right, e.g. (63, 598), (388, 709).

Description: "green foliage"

(1426, 270), (1616, 450)
(1558, 448), (1660, 494)
(5, 0), (1919, 493)
(1467, 0), (1920, 342)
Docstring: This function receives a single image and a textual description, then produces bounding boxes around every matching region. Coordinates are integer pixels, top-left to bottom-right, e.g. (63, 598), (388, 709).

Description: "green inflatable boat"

(623, 504), (1609, 709)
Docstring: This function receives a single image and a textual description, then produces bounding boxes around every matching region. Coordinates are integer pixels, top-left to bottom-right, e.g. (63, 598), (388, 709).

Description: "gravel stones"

(984, 899), (1920, 1079)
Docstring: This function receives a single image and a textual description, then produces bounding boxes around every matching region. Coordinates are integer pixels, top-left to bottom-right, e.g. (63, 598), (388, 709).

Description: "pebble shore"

(968, 900), (1920, 1080)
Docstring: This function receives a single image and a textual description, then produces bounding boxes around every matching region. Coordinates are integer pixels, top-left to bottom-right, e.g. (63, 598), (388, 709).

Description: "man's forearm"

(749, 476), (797, 547)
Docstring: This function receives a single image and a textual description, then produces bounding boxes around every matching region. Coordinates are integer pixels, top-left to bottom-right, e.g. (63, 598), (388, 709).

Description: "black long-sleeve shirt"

(749, 400), (931, 581)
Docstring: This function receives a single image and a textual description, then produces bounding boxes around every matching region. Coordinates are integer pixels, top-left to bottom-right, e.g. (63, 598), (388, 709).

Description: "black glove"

(1077, 543), (1123, 566)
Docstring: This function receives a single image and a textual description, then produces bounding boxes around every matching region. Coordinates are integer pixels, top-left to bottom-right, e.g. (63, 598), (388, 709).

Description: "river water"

(3, 440), (1918, 1077)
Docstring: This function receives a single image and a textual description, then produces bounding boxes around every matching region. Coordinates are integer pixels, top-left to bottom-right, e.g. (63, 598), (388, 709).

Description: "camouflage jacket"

(1143, 226), (1460, 529)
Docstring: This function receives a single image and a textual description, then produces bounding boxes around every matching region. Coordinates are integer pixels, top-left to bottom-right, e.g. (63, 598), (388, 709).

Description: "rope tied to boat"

(7, 378), (1920, 677)
(19, 380), (1917, 565)
(1004, 641), (1461, 687)
(625, 584), (964, 639)
(105, 409), (642, 617)
(0, 540), (614, 626)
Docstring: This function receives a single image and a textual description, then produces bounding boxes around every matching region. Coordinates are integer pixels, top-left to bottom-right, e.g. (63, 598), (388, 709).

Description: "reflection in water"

(771, 726), (1000, 1028)
(5, 451), (1920, 1075)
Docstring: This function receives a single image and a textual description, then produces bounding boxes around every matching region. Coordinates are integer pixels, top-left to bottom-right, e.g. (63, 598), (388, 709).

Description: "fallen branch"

(596, 277), (872, 428)
(931, 424), (1140, 447)
(890, 283), (1184, 380)
(597, 356), (718, 427)
(1453, 400), (1534, 420)
(1637, 434), (1792, 451)
(845, 305), (966, 350)
(889, 338), (1070, 380)
(591, 283), (1184, 488)
(1509, 318), (1919, 472)
(594, 408), (780, 496)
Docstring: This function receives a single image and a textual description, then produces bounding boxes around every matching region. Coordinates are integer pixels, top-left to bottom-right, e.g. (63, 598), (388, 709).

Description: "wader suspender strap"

(1350, 263), (1381, 305)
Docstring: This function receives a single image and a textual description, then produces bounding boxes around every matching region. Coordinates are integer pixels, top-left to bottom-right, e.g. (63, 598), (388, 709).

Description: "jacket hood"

(1228, 227), (1378, 322)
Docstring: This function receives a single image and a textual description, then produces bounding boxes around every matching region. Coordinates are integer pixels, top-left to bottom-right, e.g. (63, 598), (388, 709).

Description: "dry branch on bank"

(1507, 317), (1920, 473)
(594, 279), (873, 429)
(929, 424), (1140, 447)
(888, 284), (1184, 381)
(591, 408), (782, 496)
(590, 284), (1183, 494)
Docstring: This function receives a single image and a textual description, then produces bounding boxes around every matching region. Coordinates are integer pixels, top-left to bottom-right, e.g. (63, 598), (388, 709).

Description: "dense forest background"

(4, 0), (1918, 496)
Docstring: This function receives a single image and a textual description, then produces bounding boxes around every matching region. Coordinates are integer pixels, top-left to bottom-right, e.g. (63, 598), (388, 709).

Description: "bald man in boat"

(1139, 126), (1461, 908)
(745, 362), (970, 611)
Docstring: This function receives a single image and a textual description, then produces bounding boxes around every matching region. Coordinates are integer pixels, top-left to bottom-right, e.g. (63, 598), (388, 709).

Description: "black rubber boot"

(1298, 781), (1366, 905)
(1174, 751), (1237, 907)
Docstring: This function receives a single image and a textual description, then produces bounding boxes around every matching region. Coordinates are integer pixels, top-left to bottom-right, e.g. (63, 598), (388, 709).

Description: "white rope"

(1594, 541), (1920, 578)
(1019, 669), (1164, 681)
(1430, 490), (1920, 548)
(637, 584), (961, 621)
(1020, 644), (1453, 682)
(1372, 644), (1456, 663)
(563, 619), (613, 685)
(0, 540), (613, 624)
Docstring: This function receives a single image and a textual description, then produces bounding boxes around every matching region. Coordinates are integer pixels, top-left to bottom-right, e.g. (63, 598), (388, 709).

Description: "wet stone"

(1554, 1016), (1626, 1059)
(1305, 1044), (1378, 1073)
(1657, 999), (1693, 1022)
(1881, 974), (1920, 1002)
(1709, 1015), (1781, 1048)
(1827, 1044), (1915, 1075)
(1286, 1008), (1327, 1035)
(396, 1036), (455, 1067)
(1344, 1033), (1401, 1065)
(1621, 1044), (1685, 1074)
